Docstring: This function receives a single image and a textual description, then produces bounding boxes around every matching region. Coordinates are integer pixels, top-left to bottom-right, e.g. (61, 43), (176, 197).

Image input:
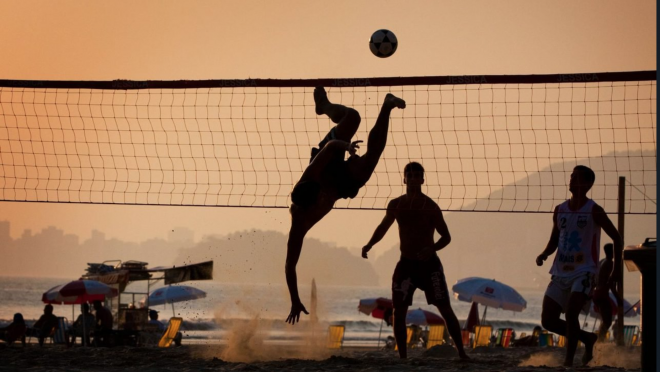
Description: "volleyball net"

(0, 71), (655, 214)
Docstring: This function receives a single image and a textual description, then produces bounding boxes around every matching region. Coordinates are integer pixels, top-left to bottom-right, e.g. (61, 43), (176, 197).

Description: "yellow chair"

(326, 325), (345, 349)
(395, 327), (414, 351)
(557, 335), (566, 347)
(158, 317), (183, 348)
(473, 325), (492, 348)
(426, 324), (445, 348)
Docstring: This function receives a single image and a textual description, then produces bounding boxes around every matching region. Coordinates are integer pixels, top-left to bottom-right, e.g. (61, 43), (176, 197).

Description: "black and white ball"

(369, 29), (398, 58)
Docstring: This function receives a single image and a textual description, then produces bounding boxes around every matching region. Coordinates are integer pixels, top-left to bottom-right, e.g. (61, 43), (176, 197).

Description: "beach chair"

(461, 329), (471, 348)
(394, 327), (414, 351)
(426, 324), (445, 348)
(52, 317), (68, 345)
(473, 325), (492, 348)
(326, 325), (345, 349)
(538, 331), (554, 347)
(495, 328), (513, 347)
(557, 335), (566, 347)
(158, 317), (183, 348)
(623, 325), (639, 347)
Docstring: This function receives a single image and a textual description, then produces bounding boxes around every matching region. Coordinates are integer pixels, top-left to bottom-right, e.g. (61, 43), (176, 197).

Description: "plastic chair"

(557, 335), (566, 347)
(158, 317), (183, 348)
(394, 327), (414, 351)
(495, 328), (513, 348)
(53, 317), (69, 345)
(538, 332), (554, 347)
(426, 324), (445, 348)
(623, 325), (639, 347)
(461, 329), (471, 348)
(473, 325), (492, 348)
(327, 325), (345, 349)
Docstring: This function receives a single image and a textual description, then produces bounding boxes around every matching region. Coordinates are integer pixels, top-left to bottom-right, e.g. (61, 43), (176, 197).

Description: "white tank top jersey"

(550, 199), (601, 278)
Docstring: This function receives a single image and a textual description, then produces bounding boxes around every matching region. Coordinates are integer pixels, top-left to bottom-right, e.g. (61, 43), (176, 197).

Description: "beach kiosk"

(81, 260), (213, 333)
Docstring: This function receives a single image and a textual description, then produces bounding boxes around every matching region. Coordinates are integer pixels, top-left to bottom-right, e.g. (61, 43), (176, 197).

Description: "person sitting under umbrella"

(93, 300), (113, 346)
(28, 304), (58, 347)
(69, 303), (95, 346)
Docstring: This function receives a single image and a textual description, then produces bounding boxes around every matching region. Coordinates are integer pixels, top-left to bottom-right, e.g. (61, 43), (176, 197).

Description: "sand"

(0, 342), (641, 372)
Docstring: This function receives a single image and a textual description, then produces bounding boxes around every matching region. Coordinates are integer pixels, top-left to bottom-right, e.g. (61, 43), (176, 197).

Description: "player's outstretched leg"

(358, 93), (406, 177)
(311, 87), (361, 162)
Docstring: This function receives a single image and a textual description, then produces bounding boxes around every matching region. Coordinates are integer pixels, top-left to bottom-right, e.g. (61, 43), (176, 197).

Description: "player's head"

(403, 162), (425, 184)
(291, 180), (321, 208)
(603, 243), (613, 259)
(570, 165), (595, 194)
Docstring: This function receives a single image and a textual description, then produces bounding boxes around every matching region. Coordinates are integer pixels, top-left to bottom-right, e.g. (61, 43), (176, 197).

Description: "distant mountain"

(174, 230), (380, 287)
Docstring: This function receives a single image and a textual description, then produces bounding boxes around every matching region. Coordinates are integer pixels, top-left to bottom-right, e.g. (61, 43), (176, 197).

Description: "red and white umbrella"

(405, 308), (445, 326)
(42, 280), (118, 305)
(358, 297), (393, 319)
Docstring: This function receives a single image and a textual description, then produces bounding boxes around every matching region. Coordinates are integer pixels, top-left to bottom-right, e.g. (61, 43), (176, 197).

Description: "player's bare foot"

(581, 332), (598, 366)
(384, 93), (406, 109)
(458, 352), (471, 361)
(314, 87), (330, 115)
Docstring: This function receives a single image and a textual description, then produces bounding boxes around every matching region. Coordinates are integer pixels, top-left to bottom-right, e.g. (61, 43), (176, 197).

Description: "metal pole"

(615, 176), (625, 345)
(377, 319), (383, 349)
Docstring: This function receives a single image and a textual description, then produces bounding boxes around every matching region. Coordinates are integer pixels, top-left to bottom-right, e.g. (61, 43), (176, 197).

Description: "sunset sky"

(0, 1), (655, 286)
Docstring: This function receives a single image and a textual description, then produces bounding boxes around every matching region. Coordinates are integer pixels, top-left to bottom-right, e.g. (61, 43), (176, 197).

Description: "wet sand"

(0, 342), (641, 372)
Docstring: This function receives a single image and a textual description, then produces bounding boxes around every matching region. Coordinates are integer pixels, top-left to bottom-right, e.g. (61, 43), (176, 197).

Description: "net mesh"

(0, 73), (656, 214)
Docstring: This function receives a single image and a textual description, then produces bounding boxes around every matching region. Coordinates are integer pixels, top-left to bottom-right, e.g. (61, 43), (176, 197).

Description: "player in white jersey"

(536, 165), (622, 367)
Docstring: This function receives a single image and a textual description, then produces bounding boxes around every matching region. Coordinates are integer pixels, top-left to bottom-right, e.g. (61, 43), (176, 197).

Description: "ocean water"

(0, 276), (637, 345)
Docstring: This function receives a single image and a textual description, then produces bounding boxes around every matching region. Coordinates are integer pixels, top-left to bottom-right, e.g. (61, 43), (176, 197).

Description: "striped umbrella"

(42, 280), (118, 305)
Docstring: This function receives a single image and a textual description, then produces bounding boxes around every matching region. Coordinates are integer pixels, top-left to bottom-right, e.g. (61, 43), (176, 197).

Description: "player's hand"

(286, 301), (309, 325)
(362, 245), (372, 259)
(347, 140), (363, 156)
(417, 246), (435, 261)
(536, 254), (547, 266)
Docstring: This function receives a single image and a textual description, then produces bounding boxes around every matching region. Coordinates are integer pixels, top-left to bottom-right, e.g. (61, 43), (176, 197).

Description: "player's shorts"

(544, 272), (594, 313)
(392, 255), (450, 307)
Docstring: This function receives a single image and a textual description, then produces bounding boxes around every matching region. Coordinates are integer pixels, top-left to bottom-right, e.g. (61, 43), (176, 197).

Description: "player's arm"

(592, 204), (623, 287)
(536, 205), (560, 266)
(417, 205), (451, 261)
(284, 215), (310, 324)
(362, 200), (396, 259)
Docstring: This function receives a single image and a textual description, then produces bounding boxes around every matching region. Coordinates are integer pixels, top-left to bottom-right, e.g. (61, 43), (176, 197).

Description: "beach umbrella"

(41, 280), (118, 347)
(452, 277), (527, 324)
(405, 308), (445, 326)
(358, 297), (393, 348)
(584, 293), (638, 319)
(42, 280), (118, 305)
(463, 301), (480, 332)
(141, 285), (207, 317)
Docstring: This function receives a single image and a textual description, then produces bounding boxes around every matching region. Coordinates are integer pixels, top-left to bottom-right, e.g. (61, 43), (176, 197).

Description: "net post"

(615, 176), (625, 346)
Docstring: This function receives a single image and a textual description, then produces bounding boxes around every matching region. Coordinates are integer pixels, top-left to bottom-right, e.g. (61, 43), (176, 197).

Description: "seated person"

(93, 300), (114, 346)
(69, 303), (95, 346)
(0, 313), (26, 346)
(140, 310), (182, 347)
(512, 326), (542, 347)
(27, 304), (58, 346)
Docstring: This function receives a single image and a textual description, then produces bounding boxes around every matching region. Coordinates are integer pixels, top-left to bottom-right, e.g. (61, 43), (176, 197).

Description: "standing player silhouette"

(285, 87), (405, 324)
(362, 162), (469, 360)
(536, 165), (622, 367)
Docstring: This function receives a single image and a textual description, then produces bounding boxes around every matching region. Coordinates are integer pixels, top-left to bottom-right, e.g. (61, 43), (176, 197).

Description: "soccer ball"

(369, 29), (398, 58)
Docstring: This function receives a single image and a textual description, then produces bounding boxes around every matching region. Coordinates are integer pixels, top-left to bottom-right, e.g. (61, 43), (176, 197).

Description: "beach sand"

(0, 342), (641, 371)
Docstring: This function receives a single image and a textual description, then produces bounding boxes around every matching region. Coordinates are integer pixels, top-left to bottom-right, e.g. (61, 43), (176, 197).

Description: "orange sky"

(0, 1), (656, 275)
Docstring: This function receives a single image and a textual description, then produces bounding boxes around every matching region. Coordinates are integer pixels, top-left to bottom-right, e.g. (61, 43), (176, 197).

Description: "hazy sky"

(0, 1), (656, 268)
